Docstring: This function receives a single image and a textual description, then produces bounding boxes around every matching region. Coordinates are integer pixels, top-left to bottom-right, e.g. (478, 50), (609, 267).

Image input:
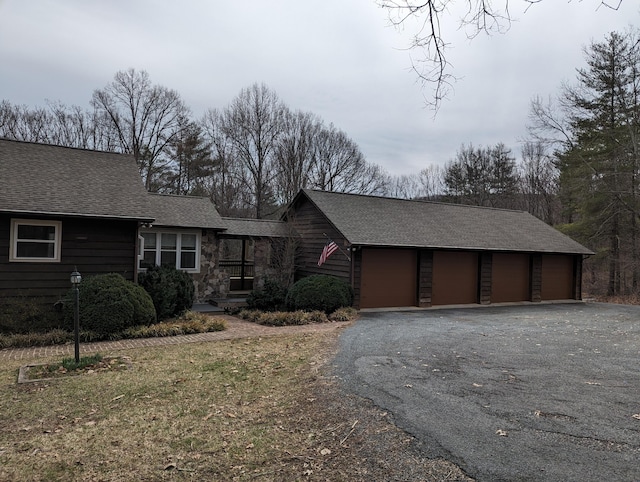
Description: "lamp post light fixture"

(70, 268), (82, 363)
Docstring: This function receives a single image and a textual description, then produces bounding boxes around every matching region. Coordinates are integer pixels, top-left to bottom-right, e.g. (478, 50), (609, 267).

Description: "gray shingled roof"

(299, 189), (593, 255)
(147, 193), (224, 229)
(0, 139), (153, 220)
(220, 217), (295, 238)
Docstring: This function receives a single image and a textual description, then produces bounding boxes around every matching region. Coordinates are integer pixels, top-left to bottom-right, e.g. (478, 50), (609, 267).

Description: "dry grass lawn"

(0, 331), (472, 481)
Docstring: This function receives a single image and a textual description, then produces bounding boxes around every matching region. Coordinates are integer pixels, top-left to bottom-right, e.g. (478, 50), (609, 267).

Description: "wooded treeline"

(0, 71), (558, 220)
(2, 27), (639, 296)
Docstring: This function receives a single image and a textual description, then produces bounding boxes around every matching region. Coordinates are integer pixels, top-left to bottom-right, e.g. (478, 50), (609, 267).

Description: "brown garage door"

(492, 253), (531, 303)
(541, 254), (574, 300)
(432, 251), (479, 305)
(360, 248), (417, 308)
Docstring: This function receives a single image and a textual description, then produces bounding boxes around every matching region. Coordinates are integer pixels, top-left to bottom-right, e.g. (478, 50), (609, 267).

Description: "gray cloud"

(0, 0), (637, 175)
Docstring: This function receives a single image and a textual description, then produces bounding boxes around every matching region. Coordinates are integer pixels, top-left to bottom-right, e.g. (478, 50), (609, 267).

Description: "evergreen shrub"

(247, 278), (288, 311)
(63, 273), (156, 336)
(138, 265), (195, 320)
(285, 275), (353, 314)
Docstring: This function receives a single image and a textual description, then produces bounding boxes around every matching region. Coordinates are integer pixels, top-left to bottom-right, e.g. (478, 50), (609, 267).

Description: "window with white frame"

(10, 219), (62, 262)
(139, 230), (200, 272)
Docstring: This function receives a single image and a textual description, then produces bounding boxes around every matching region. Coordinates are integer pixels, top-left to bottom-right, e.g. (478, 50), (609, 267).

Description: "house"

(1, 139), (594, 312)
(218, 217), (296, 291)
(140, 193), (226, 301)
(0, 139), (293, 307)
(286, 189), (594, 309)
(0, 139), (153, 304)
(141, 194), (292, 301)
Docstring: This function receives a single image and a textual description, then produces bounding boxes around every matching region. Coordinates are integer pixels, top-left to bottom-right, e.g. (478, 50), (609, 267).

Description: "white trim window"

(139, 230), (200, 273)
(10, 219), (62, 262)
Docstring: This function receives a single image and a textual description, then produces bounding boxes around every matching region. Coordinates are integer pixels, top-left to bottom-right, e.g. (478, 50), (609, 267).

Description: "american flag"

(317, 240), (339, 266)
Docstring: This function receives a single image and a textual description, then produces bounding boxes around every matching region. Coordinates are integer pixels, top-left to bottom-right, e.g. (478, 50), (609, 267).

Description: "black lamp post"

(70, 268), (82, 363)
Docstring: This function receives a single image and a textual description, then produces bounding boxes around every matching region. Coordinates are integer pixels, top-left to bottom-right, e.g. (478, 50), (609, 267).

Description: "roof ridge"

(222, 217), (286, 223)
(304, 188), (527, 214)
(149, 192), (211, 200)
(0, 137), (131, 157)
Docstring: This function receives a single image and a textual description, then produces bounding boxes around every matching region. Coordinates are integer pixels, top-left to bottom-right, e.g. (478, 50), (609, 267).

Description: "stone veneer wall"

(191, 231), (229, 302)
(252, 238), (272, 290)
(191, 236), (292, 302)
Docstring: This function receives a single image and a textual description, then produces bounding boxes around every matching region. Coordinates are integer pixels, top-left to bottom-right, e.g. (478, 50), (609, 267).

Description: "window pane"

(17, 241), (54, 258)
(161, 233), (177, 250)
(181, 234), (196, 250)
(143, 232), (156, 249)
(18, 224), (56, 241)
(181, 252), (196, 269)
(141, 251), (156, 269)
(160, 251), (177, 267)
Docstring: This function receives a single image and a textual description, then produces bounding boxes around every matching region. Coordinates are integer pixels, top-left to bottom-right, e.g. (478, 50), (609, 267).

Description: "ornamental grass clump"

(238, 309), (334, 326)
(328, 306), (358, 322)
(121, 311), (226, 338)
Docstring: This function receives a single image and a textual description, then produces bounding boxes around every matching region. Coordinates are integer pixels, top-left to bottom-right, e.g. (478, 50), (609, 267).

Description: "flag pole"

(322, 233), (351, 262)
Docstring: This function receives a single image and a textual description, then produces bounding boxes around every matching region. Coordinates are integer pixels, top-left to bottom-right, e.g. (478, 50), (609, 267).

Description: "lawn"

(0, 332), (471, 481)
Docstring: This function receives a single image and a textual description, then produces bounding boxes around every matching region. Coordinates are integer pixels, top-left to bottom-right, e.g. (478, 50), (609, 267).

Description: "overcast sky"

(1, 0), (639, 176)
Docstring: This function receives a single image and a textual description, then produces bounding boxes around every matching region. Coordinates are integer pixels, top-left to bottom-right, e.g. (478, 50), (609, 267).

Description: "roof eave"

(349, 241), (593, 255)
(0, 208), (154, 223)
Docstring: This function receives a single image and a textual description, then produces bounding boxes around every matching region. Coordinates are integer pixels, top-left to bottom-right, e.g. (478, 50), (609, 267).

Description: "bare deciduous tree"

(310, 123), (374, 194)
(443, 142), (518, 207)
(519, 140), (558, 224)
(379, 0), (622, 110)
(274, 109), (321, 205)
(219, 83), (286, 218)
(201, 108), (249, 217)
(91, 68), (189, 190)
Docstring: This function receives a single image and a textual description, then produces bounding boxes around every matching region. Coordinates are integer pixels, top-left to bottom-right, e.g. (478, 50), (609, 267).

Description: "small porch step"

(210, 297), (248, 310)
(192, 303), (224, 313)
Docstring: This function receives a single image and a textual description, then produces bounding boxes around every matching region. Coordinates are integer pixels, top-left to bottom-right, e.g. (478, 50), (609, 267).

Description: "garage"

(360, 248), (417, 308)
(288, 189), (593, 309)
(541, 254), (575, 300)
(432, 250), (479, 305)
(492, 253), (531, 303)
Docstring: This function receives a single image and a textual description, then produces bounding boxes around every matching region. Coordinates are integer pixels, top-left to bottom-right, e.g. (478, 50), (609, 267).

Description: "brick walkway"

(0, 316), (352, 361)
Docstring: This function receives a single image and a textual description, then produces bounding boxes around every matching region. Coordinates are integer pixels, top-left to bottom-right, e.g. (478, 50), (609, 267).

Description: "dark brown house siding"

(289, 197), (350, 282)
(0, 214), (138, 303)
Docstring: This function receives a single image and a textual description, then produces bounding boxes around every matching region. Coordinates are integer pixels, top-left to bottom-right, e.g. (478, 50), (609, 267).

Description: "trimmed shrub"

(247, 278), (288, 311)
(63, 273), (156, 336)
(286, 275), (354, 314)
(138, 265), (195, 320)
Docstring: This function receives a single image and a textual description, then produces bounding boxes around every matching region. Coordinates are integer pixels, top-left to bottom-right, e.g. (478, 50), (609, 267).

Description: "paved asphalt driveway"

(332, 303), (640, 482)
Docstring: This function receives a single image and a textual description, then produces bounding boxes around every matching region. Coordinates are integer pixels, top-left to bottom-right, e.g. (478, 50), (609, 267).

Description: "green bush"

(286, 275), (353, 314)
(247, 278), (288, 311)
(138, 265), (195, 320)
(63, 273), (156, 336)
